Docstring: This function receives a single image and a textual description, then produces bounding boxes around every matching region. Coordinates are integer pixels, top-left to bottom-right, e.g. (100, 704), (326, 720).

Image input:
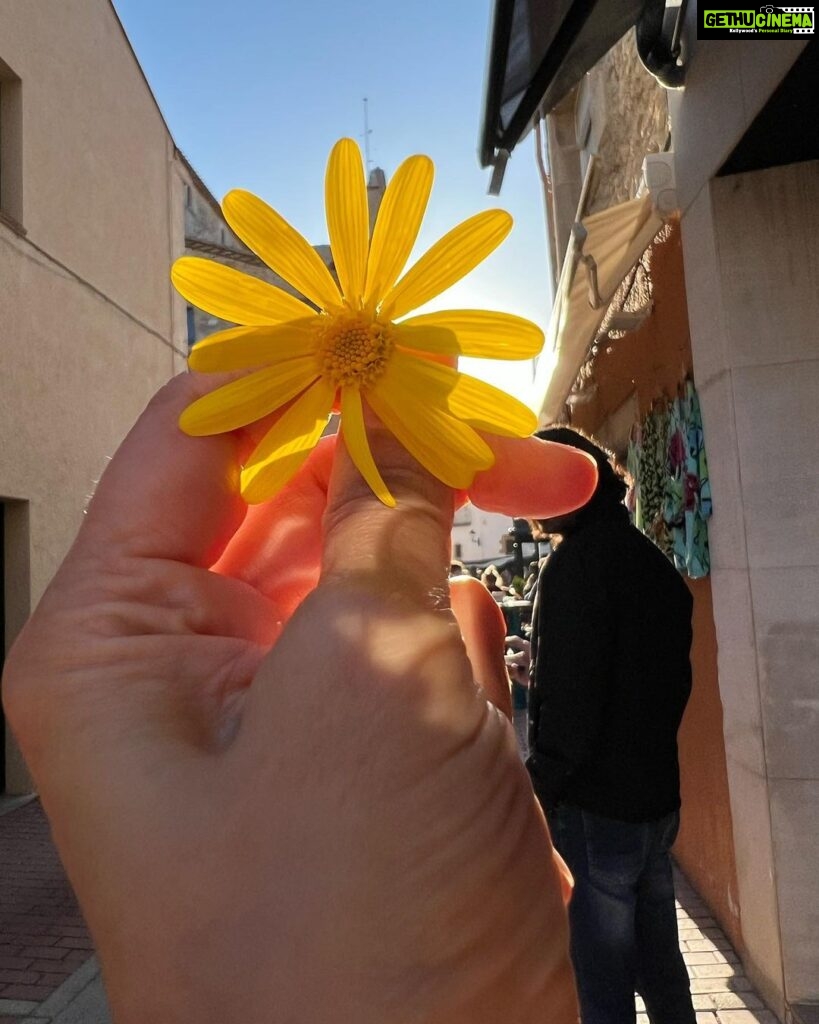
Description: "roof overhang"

(533, 191), (665, 424)
(480, 0), (651, 172)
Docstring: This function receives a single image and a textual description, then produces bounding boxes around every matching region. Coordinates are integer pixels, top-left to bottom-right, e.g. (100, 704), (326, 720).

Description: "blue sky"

(113, 0), (553, 401)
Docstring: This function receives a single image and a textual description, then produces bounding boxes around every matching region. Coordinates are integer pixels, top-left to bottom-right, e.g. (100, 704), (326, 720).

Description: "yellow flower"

(172, 138), (542, 507)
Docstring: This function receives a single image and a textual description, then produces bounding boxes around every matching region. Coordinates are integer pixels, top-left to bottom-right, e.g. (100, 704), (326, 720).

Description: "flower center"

(316, 313), (394, 388)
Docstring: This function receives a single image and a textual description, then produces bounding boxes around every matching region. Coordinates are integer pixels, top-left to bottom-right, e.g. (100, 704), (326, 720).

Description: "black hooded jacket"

(527, 504), (693, 823)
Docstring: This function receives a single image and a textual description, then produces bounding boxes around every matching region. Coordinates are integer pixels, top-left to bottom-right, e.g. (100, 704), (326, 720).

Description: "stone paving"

(0, 799), (94, 1022)
(1, 798), (779, 1023)
(637, 869), (777, 1024)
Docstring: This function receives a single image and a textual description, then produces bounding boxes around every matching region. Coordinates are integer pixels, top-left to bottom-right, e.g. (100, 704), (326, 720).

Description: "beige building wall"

(0, 0), (189, 793)
(451, 504), (515, 565)
(670, 18), (813, 1019)
(682, 161), (819, 1017)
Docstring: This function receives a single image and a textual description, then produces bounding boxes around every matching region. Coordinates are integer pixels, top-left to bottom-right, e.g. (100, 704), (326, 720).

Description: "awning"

(480, 0), (650, 170)
(533, 192), (664, 424)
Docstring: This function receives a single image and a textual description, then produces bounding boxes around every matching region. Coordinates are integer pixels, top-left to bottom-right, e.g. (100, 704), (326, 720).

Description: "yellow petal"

(395, 310), (543, 360)
(379, 210), (512, 321)
(340, 388), (395, 507)
(325, 139), (369, 306)
(222, 190), (342, 311)
(388, 350), (536, 438)
(172, 257), (314, 326)
(241, 378), (336, 503)
(188, 320), (319, 373)
(179, 358), (319, 436)
(367, 363), (494, 489)
(363, 155), (433, 309)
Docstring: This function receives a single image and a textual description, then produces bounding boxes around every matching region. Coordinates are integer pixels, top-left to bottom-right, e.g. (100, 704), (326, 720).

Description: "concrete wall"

(0, 0), (189, 792)
(682, 161), (819, 1016)
(668, 29), (805, 214)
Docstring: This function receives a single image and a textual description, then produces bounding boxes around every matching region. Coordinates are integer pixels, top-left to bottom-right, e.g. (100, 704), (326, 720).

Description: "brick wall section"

(0, 801), (93, 1004)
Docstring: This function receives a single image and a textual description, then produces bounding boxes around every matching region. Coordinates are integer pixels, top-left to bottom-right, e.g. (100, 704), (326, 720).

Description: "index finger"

(80, 373), (248, 568)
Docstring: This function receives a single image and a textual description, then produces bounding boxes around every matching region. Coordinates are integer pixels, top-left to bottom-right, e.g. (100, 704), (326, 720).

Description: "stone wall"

(584, 30), (669, 215)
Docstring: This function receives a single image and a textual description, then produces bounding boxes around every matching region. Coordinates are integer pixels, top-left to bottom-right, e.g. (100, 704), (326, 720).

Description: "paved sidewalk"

(0, 799), (98, 1022)
(637, 869), (776, 1024)
(1, 799), (778, 1023)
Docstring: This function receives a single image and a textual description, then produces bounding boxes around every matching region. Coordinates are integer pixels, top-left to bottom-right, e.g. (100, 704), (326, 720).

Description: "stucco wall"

(451, 505), (514, 565)
(683, 161), (819, 1014)
(0, 0), (188, 793)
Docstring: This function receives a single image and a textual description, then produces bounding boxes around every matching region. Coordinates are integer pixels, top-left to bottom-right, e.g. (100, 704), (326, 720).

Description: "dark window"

(186, 305), (196, 347)
(0, 56), (23, 225)
(1, 503), (5, 791)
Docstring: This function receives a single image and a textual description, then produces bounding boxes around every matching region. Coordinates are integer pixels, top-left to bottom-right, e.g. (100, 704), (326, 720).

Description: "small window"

(186, 305), (196, 347)
(185, 184), (193, 209)
(453, 543), (463, 559)
(0, 56), (23, 226)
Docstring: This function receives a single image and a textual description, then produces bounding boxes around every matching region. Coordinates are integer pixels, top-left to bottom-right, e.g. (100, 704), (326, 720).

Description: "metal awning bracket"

(571, 221), (604, 310)
(487, 149), (510, 196)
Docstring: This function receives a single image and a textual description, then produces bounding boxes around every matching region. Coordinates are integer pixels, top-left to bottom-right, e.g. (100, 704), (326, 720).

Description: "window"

(186, 305), (197, 347)
(453, 543), (462, 559)
(185, 184), (193, 209)
(0, 56), (23, 226)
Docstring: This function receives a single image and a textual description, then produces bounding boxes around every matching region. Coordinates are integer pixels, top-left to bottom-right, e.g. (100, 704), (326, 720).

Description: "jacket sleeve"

(526, 545), (613, 808)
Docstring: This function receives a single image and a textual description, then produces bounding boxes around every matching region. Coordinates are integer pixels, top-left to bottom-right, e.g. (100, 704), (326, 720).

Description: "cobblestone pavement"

(1, 799), (778, 1023)
(0, 800), (95, 1023)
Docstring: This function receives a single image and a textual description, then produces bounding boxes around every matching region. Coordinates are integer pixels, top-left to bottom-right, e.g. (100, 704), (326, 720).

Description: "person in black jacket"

(526, 427), (696, 1024)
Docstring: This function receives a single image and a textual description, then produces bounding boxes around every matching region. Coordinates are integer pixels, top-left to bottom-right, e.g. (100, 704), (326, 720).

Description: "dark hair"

(535, 426), (627, 513)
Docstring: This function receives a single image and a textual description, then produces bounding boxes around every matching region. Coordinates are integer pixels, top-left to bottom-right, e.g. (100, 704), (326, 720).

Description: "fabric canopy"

(533, 192), (664, 424)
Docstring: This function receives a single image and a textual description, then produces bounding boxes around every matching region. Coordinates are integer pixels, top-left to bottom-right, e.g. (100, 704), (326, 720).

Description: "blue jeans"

(546, 805), (695, 1024)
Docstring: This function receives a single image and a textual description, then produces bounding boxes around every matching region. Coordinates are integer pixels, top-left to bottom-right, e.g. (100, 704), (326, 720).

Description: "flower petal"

(325, 138), (369, 306)
(367, 363), (494, 489)
(222, 190), (342, 311)
(188, 320), (318, 373)
(241, 378), (336, 504)
(172, 257), (314, 326)
(379, 209), (512, 321)
(339, 388), (395, 507)
(395, 310), (543, 360)
(179, 358), (319, 436)
(363, 155), (433, 309)
(388, 350), (536, 438)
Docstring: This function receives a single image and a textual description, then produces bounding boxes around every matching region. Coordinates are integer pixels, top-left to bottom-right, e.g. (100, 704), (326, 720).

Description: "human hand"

(504, 635), (532, 686)
(3, 374), (590, 1024)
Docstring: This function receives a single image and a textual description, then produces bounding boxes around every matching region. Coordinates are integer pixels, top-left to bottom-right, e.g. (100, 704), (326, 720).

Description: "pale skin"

(3, 374), (578, 1024)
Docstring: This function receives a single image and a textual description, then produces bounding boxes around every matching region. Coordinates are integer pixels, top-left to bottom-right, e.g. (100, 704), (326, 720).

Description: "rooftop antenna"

(362, 97), (373, 172)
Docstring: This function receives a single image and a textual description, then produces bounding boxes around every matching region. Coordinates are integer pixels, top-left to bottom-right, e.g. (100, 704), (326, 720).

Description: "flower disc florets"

(316, 312), (394, 388)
